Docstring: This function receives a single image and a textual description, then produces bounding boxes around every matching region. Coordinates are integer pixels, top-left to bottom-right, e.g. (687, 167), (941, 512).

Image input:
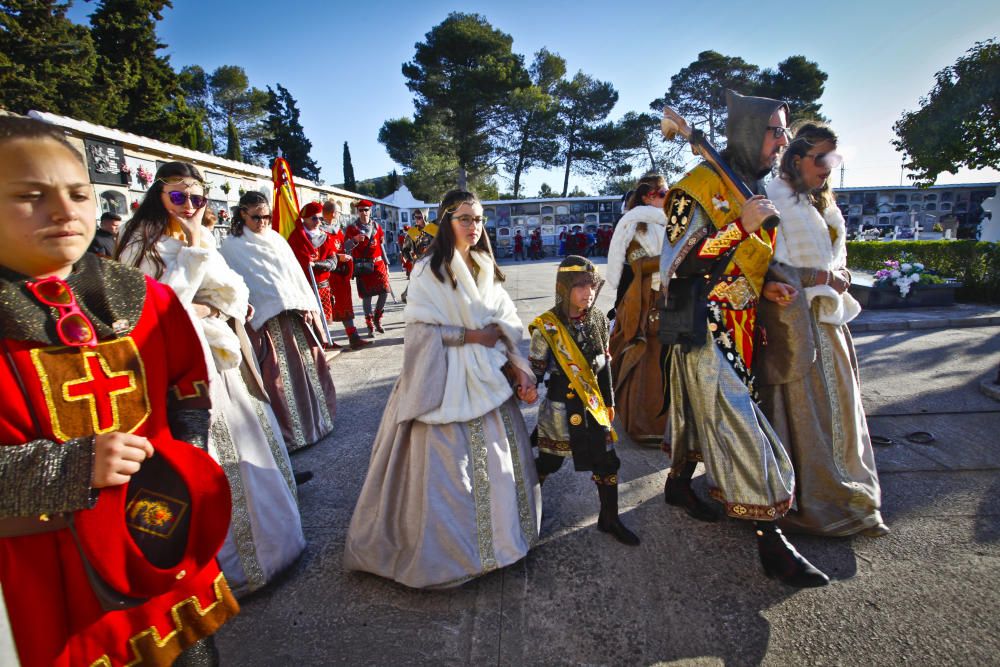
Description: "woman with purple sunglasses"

(118, 162), (306, 596)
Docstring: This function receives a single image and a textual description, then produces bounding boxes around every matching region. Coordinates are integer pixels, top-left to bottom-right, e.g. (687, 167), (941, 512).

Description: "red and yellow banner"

(271, 156), (301, 239)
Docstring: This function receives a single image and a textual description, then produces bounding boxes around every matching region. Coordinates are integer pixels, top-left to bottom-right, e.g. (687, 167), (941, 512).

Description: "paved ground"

(215, 257), (1000, 666)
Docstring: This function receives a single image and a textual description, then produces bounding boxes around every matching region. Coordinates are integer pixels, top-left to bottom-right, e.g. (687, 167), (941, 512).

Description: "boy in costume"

(529, 256), (639, 546)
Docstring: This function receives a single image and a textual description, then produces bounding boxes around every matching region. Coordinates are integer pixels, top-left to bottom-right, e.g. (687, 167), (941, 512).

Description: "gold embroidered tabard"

(667, 163), (775, 296)
(31, 337), (151, 441)
(529, 311), (615, 439)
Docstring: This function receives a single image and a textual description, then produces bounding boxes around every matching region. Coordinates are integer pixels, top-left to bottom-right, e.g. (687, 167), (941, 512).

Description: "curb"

(849, 315), (1000, 333)
(981, 380), (1000, 402)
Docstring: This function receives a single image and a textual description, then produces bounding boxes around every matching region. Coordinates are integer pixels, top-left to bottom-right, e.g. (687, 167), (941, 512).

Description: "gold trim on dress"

(267, 317), (307, 451)
(467, 416), (498, 573)
(501, 404), (538, 547)
(209, 417), (266, 594)
(289, 318), (334, 431)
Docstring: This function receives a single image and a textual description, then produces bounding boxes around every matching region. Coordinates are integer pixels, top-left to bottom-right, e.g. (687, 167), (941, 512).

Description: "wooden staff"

(661, 107), (780, 230)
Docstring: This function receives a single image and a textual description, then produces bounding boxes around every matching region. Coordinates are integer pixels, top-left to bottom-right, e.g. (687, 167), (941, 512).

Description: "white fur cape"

(605, 205), (667, 291)
(219, 227), (318, 331)
(120, 231), (248, 371)
(767, 177), (861, 326)
(403, 251), (530, 425)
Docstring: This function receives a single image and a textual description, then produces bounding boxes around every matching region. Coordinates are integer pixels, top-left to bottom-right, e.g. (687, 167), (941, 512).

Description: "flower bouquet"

(873, 255), (946, 297)
(136, 165), (153, 188)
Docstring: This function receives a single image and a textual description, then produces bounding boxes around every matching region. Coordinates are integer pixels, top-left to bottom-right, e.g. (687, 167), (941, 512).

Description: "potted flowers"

(119, 160), (132, 185)
(220, 181), (231, 195)
(849, 255), (961, 308)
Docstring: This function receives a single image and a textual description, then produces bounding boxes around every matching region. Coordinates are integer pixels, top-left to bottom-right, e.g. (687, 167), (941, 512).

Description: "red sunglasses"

(26, 276), (98, 348)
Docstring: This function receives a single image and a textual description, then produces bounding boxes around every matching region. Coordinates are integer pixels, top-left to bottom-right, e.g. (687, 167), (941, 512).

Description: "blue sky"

(69, 0), (1000, 193)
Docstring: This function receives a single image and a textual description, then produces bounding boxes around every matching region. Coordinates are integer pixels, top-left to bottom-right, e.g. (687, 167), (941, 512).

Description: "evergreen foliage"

(88, 0), (203, 145)
(343, 142), (357, 191)
(0, 0), (98, 120)
(650, 50), (827, 149)
(254, 84), (320, 180)
(893, 39), (1000, 186)
(555, 71), (624, 196)
(381, 12), (529, 190)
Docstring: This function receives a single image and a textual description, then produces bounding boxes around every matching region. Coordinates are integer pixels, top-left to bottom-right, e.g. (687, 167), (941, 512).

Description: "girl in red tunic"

(0, 116), (237, 665)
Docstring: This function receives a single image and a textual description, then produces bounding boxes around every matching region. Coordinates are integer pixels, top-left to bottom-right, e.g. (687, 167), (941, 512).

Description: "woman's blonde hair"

(779, 121), (838, 213)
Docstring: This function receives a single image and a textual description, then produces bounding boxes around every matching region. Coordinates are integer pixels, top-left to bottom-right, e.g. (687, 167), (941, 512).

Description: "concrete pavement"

(215, 256), (1000, 666)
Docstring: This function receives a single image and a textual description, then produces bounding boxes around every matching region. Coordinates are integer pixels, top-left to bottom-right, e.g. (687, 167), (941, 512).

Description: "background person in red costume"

(322, 200), (369, 349)
(344, 199), (391, 338)
(288, 201), (341, 350)
(0, 115), (238, 666)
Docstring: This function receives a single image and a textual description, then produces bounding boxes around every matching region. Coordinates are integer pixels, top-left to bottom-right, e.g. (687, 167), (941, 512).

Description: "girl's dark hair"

(625, 172), (667, 210)
(114, 161), (206, 278)
(0, 116), (84, 165)
(231, 190), (269, 237)
(779, 121), (838, 213)
(427, 189), (504, 287)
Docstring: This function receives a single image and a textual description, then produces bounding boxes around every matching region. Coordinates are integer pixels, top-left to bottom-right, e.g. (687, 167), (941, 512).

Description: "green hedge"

(846, 240), (1000, 303)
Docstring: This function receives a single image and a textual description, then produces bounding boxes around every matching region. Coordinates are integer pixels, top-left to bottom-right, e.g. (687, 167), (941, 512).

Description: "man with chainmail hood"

(658, 90), (829, 587)
(529, 255), (639, 546)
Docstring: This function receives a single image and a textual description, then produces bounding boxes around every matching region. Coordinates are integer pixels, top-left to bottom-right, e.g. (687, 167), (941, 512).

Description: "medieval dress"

(660, 163), (796, 519)
(343, 252), (541, 588)
(120, 226), (305, 595)
(606, 204), (669, 445)
(757, 176), (883, 535)
(0, 255), (239, 666)
(220, 227), (337, 452)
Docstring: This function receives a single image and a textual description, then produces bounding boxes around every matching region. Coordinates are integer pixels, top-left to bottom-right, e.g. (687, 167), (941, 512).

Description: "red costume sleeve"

(145, 279), (211, 413)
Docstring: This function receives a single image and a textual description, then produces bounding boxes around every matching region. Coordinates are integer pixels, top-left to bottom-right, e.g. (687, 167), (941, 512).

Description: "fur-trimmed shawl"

(606, 205), (667, 291)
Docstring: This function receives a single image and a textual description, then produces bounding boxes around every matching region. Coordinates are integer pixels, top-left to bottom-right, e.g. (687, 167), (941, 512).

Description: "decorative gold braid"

(89, 572), (238, 667)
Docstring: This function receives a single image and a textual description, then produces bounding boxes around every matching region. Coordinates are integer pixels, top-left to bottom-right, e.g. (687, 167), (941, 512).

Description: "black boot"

(348, 332), (371, 349)
(596, 480), (640, 546)
(664, 461), (719, 522)
(755, 521), (829, 588)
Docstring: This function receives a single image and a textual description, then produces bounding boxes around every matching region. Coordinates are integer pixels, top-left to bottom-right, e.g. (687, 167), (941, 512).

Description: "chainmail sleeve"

(0, 436), (97, 517)
(528, 327), (552, 386)
(167, 409), (211, 451)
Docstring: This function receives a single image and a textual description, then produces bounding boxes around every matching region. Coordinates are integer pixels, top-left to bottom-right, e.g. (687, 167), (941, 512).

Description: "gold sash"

(530, 311), (616, 439)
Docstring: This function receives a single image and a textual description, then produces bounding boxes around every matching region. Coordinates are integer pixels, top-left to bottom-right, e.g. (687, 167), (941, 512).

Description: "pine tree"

(88, 0), (200, 143)
(252, 84), (320, 179)
(343, 142), (357, 191)
(225, 119), (241, 161)
(0, 0), (99, 119)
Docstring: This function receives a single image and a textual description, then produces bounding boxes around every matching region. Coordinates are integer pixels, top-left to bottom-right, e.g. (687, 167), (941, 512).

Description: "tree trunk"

(645, 138), (657, 172)
(457, 165), (468, 190)
(561, 143), (574, 197)
(513, 142), (529, 198)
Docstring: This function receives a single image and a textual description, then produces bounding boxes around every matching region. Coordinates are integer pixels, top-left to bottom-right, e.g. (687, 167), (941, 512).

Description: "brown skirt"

(609, 256), (667, 445)
(249, 311), (337, 451)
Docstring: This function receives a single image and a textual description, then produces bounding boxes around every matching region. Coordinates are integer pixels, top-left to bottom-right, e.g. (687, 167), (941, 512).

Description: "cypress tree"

(343, 142), (357, 191)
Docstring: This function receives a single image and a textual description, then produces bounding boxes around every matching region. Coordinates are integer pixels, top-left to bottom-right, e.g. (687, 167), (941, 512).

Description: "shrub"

(846, 240), (1000, 303)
